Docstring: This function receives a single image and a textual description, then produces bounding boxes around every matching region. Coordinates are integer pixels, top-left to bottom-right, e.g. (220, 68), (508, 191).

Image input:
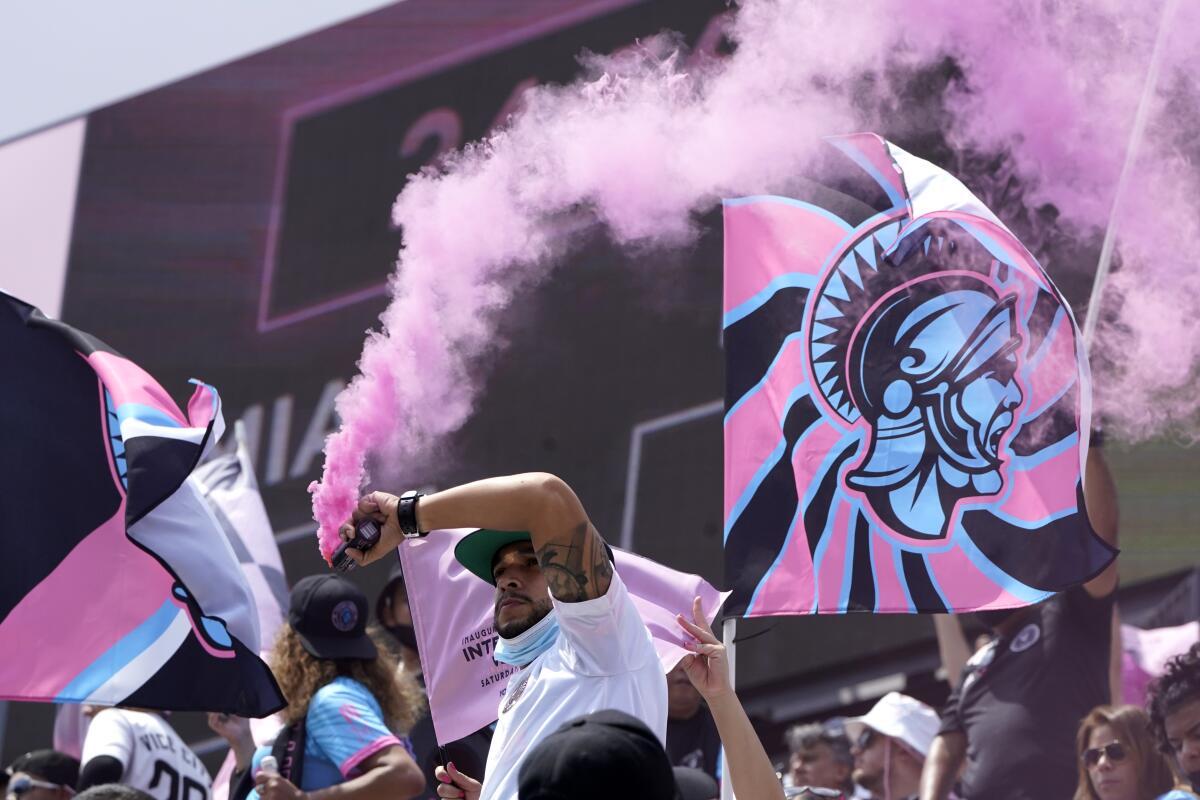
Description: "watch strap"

(397, 490), (425, 538)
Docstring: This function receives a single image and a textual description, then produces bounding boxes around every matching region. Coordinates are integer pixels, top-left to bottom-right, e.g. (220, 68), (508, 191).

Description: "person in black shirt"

(666, 662), (723, 780)
(919, 445), (1121, 800)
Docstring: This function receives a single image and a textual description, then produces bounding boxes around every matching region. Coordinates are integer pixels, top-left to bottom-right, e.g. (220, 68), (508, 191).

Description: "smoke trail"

(311, 0), (1200, 555)
(309, 1), (895, 555)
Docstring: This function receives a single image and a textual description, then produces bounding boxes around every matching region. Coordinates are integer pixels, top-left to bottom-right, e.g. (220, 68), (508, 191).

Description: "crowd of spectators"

(11, 599), (1197, 800)
(5, 455), (1199, 800)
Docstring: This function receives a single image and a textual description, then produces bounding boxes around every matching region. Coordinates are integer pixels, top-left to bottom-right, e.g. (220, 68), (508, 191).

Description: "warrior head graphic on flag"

(722, 133), (1117, 617)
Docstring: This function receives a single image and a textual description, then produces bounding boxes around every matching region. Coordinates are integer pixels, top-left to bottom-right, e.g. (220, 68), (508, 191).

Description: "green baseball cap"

(454, 529), (533, 585)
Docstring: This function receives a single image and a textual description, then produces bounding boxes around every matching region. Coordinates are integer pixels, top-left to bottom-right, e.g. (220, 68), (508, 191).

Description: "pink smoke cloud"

(908, 0), (1200, 440)
(311, 0), (1200, 557)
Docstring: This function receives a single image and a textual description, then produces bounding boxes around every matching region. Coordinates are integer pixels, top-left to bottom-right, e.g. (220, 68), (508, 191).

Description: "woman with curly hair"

(1148, 643), (1200, 794)
(1073, 705), (1194, 800)
(252, 574), (425, 800)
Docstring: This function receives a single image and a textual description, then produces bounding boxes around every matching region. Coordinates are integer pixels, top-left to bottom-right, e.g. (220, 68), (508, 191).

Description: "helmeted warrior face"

(845, 277), (1024, 538)
(809, 223), (1026, 540)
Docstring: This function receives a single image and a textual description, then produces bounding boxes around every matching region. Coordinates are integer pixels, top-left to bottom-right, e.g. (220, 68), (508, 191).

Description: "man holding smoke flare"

(336, 472), (669, 800)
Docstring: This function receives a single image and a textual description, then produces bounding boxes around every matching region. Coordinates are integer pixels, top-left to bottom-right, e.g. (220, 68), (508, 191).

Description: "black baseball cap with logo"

(288, 574), (377, 661)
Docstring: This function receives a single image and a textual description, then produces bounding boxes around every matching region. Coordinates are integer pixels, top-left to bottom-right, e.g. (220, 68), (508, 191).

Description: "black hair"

(1147, 642), (1200, 754)
(6, 750), (80, 789)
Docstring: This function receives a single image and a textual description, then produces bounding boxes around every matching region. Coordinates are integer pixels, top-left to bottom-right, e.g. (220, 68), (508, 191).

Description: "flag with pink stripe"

(399, 530), (727, 745)
(722, 133), (1115, 617)
(0, 290), (284, 715)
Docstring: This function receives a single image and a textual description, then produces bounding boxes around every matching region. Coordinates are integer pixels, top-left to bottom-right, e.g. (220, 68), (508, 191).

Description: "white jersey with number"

(82, 709), (212, 800)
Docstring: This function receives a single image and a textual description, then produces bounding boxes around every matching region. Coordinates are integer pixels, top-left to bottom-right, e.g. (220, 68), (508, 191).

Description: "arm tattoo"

(535, 521), (614, 602)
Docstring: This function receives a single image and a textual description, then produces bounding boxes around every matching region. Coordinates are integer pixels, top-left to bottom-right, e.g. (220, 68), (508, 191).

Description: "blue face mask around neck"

(493, 608), (559, 666)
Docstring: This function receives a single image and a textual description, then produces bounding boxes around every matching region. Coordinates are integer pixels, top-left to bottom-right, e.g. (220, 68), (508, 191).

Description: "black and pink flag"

(722, 134), (1116, 617)
(0, 292), (284, 715)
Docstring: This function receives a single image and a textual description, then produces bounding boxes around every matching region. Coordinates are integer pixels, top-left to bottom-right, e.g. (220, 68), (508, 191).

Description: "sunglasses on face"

(1082, 741), (1127, 767)
(855, 728), (876, 751)
(6, 775), (66, 799)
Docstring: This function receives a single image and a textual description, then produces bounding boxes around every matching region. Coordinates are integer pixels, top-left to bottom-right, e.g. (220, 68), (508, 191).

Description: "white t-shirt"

(82, 709), (213, 800)
(479, 569), (667, 800)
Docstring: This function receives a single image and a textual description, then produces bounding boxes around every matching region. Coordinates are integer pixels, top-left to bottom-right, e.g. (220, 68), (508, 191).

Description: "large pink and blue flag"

(399, 530), (727, 745)
(722, 133), (1116, 617)
(0, 291), (284, 715)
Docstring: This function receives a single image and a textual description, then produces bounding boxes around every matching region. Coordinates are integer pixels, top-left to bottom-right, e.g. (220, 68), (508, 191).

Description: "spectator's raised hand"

(206, 713), (256, 770)
(434, 762), (481, 800)
(206, 711), (250, 742)
(675, 595), (731, 702)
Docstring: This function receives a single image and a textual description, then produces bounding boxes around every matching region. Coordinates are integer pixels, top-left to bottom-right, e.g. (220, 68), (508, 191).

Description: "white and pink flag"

(399, 530), (727, 745)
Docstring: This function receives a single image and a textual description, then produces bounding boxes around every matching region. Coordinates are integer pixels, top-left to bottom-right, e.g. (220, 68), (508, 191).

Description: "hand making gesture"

(675, 595), (785, 800)
(675, 595), (732, 702)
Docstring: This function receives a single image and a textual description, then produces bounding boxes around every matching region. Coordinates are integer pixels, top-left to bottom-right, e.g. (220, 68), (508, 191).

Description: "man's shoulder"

(1054, 583), (1115, 616)
(1040, 585), (1114, 649)
(87, 707), (140, 734)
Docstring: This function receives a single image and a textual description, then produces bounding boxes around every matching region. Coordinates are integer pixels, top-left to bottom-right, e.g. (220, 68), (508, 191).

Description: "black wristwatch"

(397, 490), (425, 538)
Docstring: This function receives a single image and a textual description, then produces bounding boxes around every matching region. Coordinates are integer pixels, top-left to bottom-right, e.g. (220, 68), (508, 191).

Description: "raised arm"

(932, 615), (972, 690)
(919, 732), (966, 800)
(676, 597), (785, 800)
(348, 473), (612, 603)
(1082, 442), (1120, 598)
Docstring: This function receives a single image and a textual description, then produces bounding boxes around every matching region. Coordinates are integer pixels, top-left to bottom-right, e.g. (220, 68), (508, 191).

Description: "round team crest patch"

(331, 600), (359, 632)
(1009, 623), (1041, 653)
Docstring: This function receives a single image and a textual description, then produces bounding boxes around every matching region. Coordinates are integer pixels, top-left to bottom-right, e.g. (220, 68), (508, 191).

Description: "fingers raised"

(676, 612), (720, 646)
(691, 596), (717, 635)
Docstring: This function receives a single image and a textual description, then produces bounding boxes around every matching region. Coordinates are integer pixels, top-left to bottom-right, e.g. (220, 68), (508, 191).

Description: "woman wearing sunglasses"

(1074, 706), (1196, 800)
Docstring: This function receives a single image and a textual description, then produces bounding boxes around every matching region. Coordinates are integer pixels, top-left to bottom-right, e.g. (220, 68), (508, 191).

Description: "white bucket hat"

(843, 692), (939, 759)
